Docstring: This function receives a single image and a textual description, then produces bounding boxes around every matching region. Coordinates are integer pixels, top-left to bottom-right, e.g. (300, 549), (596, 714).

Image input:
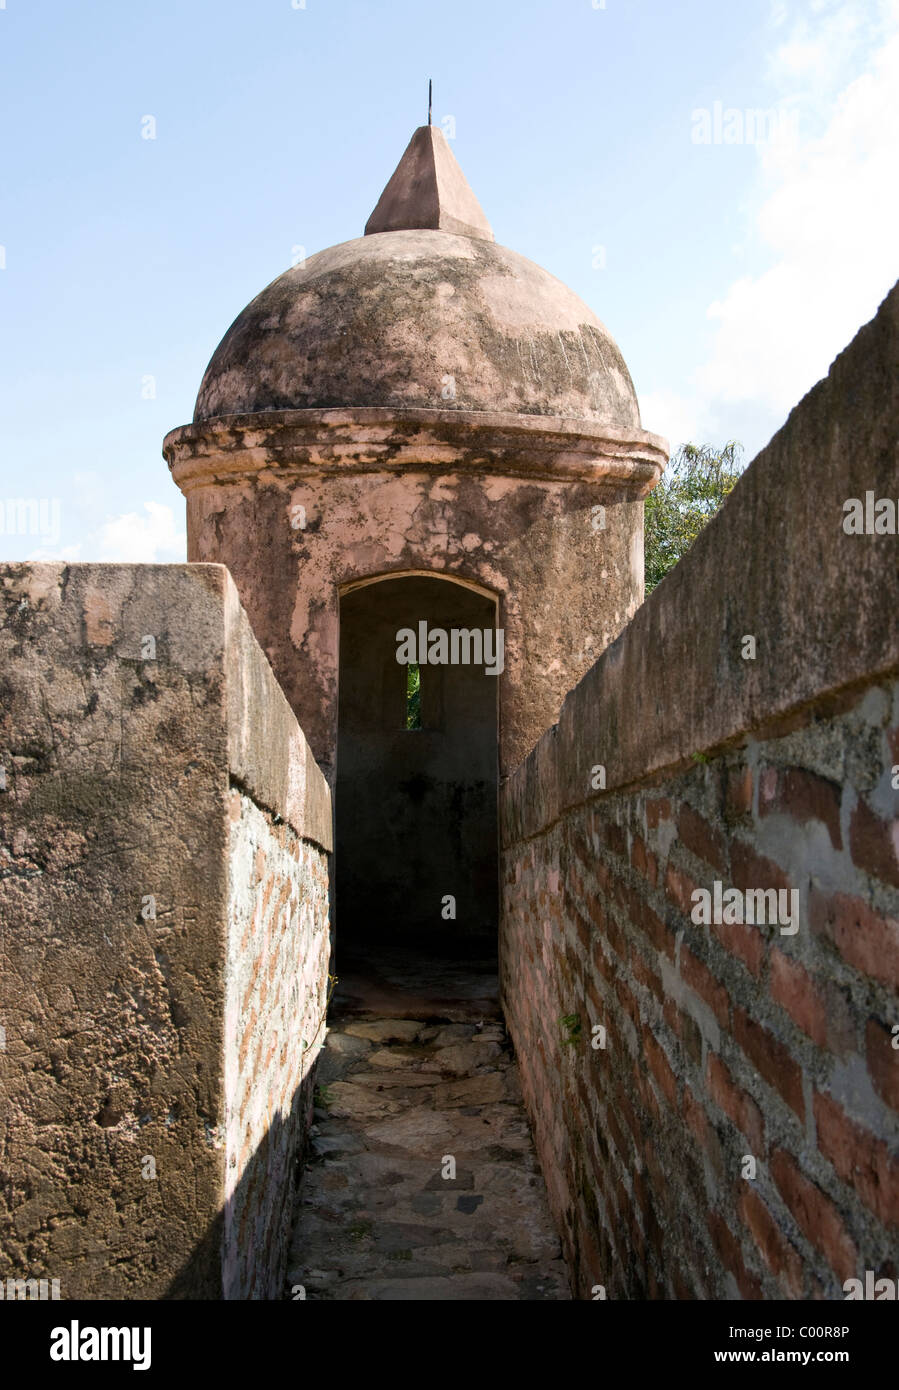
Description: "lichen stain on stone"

(192, 232), (640, 428)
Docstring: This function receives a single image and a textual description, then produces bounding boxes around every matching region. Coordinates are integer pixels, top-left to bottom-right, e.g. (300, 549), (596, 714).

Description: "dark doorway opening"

(335, 574), (499, 1012)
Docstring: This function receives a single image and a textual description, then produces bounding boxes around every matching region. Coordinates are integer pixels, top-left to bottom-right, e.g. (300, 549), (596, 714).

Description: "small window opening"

(405, 662), (422, 729)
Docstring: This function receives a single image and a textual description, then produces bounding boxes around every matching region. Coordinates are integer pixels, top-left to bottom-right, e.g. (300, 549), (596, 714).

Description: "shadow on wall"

(336, 575), (499, 958)
(164, 1070), (317, 1300)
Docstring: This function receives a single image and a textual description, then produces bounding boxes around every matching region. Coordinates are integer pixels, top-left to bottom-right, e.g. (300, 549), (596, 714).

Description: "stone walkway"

(286, 1003), (571, 1300)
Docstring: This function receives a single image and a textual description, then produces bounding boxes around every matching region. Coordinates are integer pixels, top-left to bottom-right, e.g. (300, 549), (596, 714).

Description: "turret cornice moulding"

(163, 408), (669, 494)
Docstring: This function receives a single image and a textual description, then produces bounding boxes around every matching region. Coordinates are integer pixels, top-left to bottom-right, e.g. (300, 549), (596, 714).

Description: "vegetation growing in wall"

(559, 1013), (582, 1047)
(405, 662), (422, 729)
(313, 1083), (334, 1111)
(644, 441), (744, 593)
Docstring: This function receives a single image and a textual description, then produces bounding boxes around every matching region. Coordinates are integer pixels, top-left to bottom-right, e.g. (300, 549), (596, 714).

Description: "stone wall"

(500, 282), (899, 1299)
(224, 792), (330, 1299)
(0, 562), (332, 1300)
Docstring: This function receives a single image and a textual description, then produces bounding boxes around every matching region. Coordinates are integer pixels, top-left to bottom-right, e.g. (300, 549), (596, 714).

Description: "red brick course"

(502, 682), (899, 1299)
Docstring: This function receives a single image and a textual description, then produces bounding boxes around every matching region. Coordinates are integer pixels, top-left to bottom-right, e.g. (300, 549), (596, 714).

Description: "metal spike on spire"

(428, 78), (433, 126)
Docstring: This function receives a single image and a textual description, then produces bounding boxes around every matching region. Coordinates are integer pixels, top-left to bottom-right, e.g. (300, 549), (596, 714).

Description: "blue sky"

(1, 0), (897, 561)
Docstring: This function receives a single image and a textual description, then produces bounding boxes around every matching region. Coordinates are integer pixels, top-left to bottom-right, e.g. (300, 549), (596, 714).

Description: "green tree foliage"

(405, 662), (422, 729)
(644, 441), (745, 594)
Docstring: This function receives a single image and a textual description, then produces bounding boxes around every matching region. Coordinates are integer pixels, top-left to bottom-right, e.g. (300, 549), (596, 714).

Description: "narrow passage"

(286, 955), (570, 1300)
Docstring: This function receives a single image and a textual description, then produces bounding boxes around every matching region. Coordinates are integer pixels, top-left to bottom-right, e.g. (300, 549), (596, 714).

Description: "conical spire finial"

(365, 122), (494, 242)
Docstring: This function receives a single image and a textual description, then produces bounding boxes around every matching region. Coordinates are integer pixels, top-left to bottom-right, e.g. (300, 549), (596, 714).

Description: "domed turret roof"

(193, 126), (641, 431)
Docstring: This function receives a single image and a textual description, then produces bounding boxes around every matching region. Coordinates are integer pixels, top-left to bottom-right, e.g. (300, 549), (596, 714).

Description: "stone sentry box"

(163, 126), (669, 789)
(0, 563), (332, 1299)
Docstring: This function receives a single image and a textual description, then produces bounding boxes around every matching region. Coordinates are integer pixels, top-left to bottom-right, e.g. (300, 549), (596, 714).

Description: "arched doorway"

(335, 573), (499, 997)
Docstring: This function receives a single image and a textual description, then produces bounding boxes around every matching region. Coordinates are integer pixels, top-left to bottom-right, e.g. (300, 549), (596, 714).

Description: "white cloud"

(765, 1), (865, 92)
(97, 502), (186, 562)
(27, 544), (83, 562)
(639, 389), (712, 455)
(21, 502), (186, 563)
(680, 2), (899, 443)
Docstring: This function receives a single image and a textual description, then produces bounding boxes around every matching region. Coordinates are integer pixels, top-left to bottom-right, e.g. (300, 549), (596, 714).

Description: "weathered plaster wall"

(500, 281), (899, 1299)
(165, 451), (654, 784)
(0, 563), (331, 1299)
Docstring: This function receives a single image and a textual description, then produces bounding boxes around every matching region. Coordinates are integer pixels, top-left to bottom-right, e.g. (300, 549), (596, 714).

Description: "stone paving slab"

(286, 1012), (571, 1301)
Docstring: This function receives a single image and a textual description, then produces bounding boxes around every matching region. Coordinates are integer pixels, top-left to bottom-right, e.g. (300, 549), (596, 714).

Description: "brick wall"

(501, 281), (899, 1299)
(503, 681), (899, 1297)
